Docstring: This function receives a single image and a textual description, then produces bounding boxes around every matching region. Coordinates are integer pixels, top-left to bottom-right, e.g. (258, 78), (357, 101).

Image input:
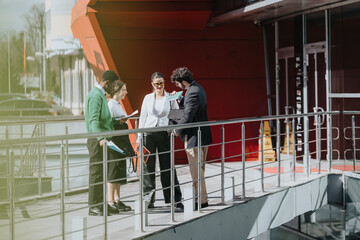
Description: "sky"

(0, 0), (45, 34)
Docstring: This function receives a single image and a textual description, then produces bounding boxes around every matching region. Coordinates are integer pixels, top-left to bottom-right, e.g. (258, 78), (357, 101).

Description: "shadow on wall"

(91, 50), (106, 82)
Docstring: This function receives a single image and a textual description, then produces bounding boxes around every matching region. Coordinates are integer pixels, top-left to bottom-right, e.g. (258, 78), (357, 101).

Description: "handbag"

(168, 108), (184, 125)
(132, 146), (151, 174)
(135, 146), (151, 163)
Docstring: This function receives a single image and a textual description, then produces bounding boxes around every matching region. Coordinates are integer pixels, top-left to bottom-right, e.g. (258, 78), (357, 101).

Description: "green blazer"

(85, 87), (114, 141)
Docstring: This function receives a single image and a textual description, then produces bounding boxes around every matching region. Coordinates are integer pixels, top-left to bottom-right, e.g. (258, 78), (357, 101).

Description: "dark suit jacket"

(175, 81), (212, 149)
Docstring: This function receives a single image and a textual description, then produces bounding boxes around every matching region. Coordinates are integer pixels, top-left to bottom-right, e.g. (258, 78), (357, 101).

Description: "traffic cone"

(282, 122), (295, 154)
(258, 121), (276, 162)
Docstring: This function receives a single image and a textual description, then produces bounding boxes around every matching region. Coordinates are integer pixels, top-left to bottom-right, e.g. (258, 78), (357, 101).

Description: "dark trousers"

(87, 138), (104, 206)
(143, 131), (182, 204)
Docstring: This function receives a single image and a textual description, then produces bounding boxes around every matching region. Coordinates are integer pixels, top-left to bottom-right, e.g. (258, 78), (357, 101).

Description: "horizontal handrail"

(0, 111), (339, 146)
(343, 111), (360, 115)
(0, 115), (139, 126)
(0, 115), (84, 125)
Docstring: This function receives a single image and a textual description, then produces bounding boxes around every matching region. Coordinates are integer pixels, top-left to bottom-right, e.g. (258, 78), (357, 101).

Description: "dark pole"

(8, 33), (11, 94)
(40, 12), (44, 93)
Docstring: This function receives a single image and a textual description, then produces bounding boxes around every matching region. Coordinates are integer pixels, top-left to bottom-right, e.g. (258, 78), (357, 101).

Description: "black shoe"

(147, 203), (155, 209)
(108, 204), (119, 214)
(175, 202), (184, 210)
(194, 202), (209, 211)
(201, 202), (209, 208)
(89, 206), (107, 216)
(116, 201), (131, 211)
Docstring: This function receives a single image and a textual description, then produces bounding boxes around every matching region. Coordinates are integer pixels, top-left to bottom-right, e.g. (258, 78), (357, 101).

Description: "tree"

(0, 3), (46, 94)
(0, 32), (25, 94)
(23, 3), (45, 93)
(23, 3), (45, 59)
(0, 3), (45, 94)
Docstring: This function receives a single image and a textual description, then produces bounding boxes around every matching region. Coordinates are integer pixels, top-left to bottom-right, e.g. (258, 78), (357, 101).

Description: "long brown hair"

(108, 80), (125, 98)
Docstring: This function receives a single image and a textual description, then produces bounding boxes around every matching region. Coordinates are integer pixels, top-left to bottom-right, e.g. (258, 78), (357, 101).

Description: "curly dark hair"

(170, 67), (194, 84)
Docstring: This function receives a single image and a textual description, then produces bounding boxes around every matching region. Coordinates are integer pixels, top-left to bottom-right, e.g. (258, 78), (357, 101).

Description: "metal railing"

(0, 111), (349, 240)
(0, 107), (73, 117)
(343, 111), (360, 171)
(0, 115), (139, 174)
(20, 122), (45, 177)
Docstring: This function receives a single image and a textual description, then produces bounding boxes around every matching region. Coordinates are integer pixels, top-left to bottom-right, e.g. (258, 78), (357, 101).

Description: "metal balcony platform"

(0, 159), (349, 240)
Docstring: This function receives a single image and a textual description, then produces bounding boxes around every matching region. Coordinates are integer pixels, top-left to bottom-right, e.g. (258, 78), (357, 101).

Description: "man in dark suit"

(170, 67), (212, 209)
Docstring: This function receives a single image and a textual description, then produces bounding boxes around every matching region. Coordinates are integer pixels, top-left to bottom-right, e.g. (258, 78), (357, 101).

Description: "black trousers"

(87, 138), (104, 206)
(143, 131), (182, 204)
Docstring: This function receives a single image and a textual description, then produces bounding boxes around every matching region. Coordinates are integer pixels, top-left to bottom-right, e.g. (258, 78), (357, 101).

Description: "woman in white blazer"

(137, 72), (183, 210)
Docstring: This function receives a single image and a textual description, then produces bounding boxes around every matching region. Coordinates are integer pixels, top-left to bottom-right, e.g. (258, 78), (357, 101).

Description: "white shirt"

(137, 92), (178, 141)
(108, 99), (127, 117)
(95, 82), (106, 95)
(153, 98), (166, 116)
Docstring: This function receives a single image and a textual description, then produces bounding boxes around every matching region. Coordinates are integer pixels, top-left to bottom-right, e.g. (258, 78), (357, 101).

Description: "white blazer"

(138, 91), (179, 130)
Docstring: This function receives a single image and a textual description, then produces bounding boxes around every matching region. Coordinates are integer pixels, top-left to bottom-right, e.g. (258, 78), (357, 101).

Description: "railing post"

(37, 125), (42, 196)
(285, 114), (290, 155)
(5, 125), (9, 142)
(292, 118), (296, 182)
(242, 123), (246, 198)
(277, 119), (281, 187)
(60, 143), (65, 240)
(221, 125), (225, 204)
(170, 132), (175, 222)
(42, 123), (46, 175)
(343, 176), (347, 210)
(325, 9), (333, 173)
(65, 125), (70, 191)
(317, 114), (321, 174)
(139, 134), (145, 232)
(327, 113), (333, 172)
(197, 128), (202, 213)
(352, 115), (356, 172)
(260, 121), (264, 192)
(9, 148), (15, 240)
(20, 123), (24, 177)
(102, 140), (108, 239)
(304, 116), (310, 178)
(286, 121), (294, 155)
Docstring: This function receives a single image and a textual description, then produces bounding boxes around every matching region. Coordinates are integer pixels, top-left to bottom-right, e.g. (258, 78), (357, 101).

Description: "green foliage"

(23, 3), (45, 58)
(0, 3), (45, 94)
(0, 33), (25, 93)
